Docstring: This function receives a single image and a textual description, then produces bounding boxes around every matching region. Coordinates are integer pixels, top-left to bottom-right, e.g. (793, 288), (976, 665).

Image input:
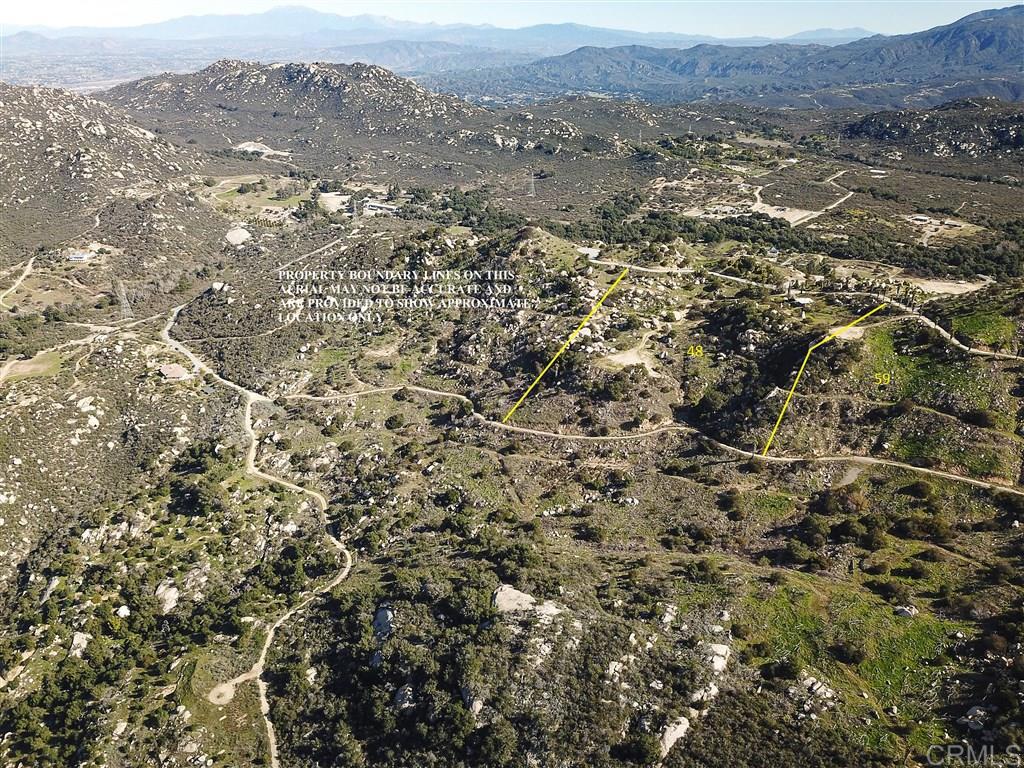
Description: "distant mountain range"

(424, 6), (1024, 108)
(4, 5), (876, 51)
(0, 5), (883, 92)
(1, 4), (1021, 109)
(0, 32), (537, 77)
(100, 57), (1022, 164)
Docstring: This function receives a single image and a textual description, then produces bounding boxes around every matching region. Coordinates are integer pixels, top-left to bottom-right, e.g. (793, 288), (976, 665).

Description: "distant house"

(159, 363), (190, 381)
(66, 250), (91, 262)
(362, 199), (399, 217)
(791, 296), (814, 306)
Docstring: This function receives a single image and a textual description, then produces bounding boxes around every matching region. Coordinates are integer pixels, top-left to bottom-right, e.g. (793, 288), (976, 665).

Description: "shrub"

(830, 639), (867, 665)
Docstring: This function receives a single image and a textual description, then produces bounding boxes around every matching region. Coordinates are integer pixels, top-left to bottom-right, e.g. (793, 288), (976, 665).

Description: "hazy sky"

(2, 1), (1017, 37)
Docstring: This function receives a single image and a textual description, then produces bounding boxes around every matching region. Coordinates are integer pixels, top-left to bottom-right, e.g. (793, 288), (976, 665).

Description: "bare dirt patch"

(901, 276), (991, 296)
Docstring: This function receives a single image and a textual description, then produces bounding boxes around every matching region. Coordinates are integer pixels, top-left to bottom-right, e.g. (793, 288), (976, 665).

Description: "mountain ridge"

(421, 6), (1024, 108)
(4, 4), (877, 50)
(105, 59), (482, 129)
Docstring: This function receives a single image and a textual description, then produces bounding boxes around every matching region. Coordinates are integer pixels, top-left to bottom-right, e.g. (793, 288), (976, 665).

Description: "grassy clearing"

(738, 574), (966, 754)
(254, 192), (308, 208)
(738, 490), (795, 523)
(862, 326), (1008, 418)
(311, 348), (349, 371)
(213, 179), (311, 210)
(889, 425), (1012, 479)
(187, 653), (269, 765)
(952, 312), (1016, 349)
(5, 350), (63, 381)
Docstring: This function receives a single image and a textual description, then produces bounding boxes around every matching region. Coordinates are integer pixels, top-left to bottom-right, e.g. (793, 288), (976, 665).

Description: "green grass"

(673, 576), (732, 614)
(216, 185), (310, 209)
(255, 193), (307, 208)
(709, 239), (741, 255)
(952, 312), (1016, 349)
(742, 581), (826, 669)
(889, 426), (1010, 479)
(738, 574), (967, 753)
(862, 326), (1006, 417)
(868, 539), (967, 596)
(739, 491), (795, 522)
(186, 653), (270, 765)
(311, 348), (349, 371)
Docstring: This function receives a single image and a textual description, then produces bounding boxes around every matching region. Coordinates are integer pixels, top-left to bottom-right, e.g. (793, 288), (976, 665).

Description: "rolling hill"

(843, 98), (1024, 157)
(104, 59), (482, 135)
(0, 81), (205, 253)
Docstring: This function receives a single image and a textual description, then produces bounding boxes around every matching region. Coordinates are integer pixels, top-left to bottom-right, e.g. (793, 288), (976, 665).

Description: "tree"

(476, 719), (518, 767)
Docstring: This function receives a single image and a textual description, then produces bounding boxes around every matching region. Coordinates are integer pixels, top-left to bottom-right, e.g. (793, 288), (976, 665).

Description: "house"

(67, 250), (91, 262)
(791, 296), (814, 306)
(361, 199), (399, 217)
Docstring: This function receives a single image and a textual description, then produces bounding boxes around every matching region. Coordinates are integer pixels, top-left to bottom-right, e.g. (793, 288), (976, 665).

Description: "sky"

(2, 0), (1018, 37)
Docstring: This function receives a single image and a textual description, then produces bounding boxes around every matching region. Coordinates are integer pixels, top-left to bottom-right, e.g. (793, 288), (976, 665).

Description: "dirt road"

(158, 310), (352, 768)
(0, 258), (34, 309)
(205, 399), (350, 768)
(290, 385), (1024, 498)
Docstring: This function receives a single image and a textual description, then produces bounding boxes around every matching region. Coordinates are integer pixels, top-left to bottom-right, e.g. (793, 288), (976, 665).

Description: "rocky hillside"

(106, 59), (482, 136)
(843, 98), (1024, 157)
(101, 59), (655, 179)
(0, 81), (202, 254)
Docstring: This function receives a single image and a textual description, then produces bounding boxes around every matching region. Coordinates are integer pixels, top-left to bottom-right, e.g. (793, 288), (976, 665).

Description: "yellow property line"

(503, 267), (629, 424)
(761, 302), (888, 456)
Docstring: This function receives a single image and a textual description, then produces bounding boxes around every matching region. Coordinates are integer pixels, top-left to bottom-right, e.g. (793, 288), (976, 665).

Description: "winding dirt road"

(0, 286), (1017, 768)
(158, 308), (352, 768)
(791, 170), (853, 226)
(205, 396), (351, 767)
(277, 236), (344, 270)
(290, 385), (1024, 498)
(830, 290), (1024, 363)
(0, 258), (34, 309)
(582, 253), (1024, 364)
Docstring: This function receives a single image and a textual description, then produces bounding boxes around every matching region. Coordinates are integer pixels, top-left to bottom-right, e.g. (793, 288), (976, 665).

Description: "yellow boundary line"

(761, 302), (888, 456)
(503, 267), (629, 424)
